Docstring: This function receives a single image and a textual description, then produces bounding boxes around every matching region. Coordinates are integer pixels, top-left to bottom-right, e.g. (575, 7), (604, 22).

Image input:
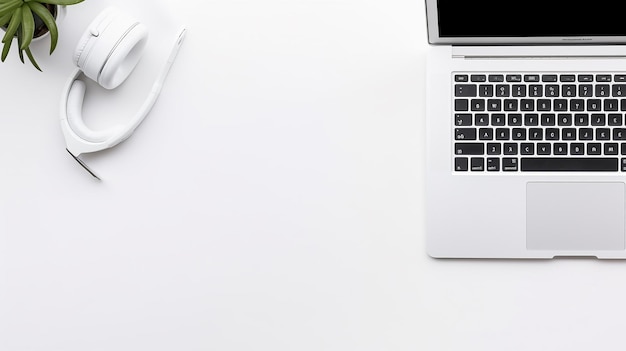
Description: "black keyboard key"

(574, 113), (589, 126)
(591, 113), (606, 126)
(578, 74), (593, 82)
(470, 99), (485, 111)
(455, 157), (469, 171)
(455, 114), (473, 126)
(596, 128), (610, 140)
(554, 99), (568, 111)
(455, 84), (477, 97)
(495, 84), (510, 97)
(562, 128), (576, 140)
(613, 85), (626, 97)
(562, 85), (576, 97)
(560, 74), (576, 82)
(455, 143), (484, 155)
(488, 74), (504, 82)
(495, 128), (510, 140)
(455, 99), (469, 111)
(579, 84), (593, 97)
(470, 157), (484, 171)
(557, 114), (572, 126)
(512, 128), (526, 141)
(504, 143), (518, 155)
(471, 74), (486, 82)
(524, 74), (540, 82)
(505, 114), (520, 126)
(622, 144), (626, 155)
(521, 143), (534, 155)
(570, 99), (584, 111)
(545, 85), (559, 97)
(521, 158), (618, 171)
(605, 100), (619, 112)
(542, 74), (557, 82)
(541, 114), (556, 126)
(512, 85), (527, 97)
(613, 128), (626, 141)
(571, 143), (584, 155)
(455, 128), (477, 140)
(502, 158), (519, 171)
(524, 114), (539, 126)
(529, 85), (543, 97)
(520, 99), (534, 111)
(554, 143), (568, 155)
(506, 74), (522, 82)
(537, 143), (551, 155)
(455, 74), (469, 82)
(479, 85), (494, 97)
(596, 84), (610, 97)
(479, 128), (494, 140)
(579, 128), (593, 140)
(616, 75), (626, 82)
(597, 74), (612, 82)
(587, 143), (602, 155)
(503, 99), (518, 111)
(545, 128), (560, 140)
(491, 114), (505, 126)
(605, 143), (619, 155)
(609, 113), (622, 126)
(487, 99), (501, 111)
(475, 114), (489, 126)
(487, 143), (501, 155)
(529, 128), (543, 140)
(487, 158), (500, 171)
(537, 99), (551, 111)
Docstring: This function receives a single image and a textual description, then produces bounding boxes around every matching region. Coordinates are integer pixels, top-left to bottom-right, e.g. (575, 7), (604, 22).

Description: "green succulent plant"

(0, 0), (84, 71)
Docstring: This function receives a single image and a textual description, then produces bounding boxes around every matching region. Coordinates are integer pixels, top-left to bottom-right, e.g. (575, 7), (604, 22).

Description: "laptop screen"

(426, 0), (626, 44)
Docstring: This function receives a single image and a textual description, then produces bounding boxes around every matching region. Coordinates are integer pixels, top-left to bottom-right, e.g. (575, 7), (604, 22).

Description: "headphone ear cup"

(74, 7), (149, 90)
(98, 24), (148, 89)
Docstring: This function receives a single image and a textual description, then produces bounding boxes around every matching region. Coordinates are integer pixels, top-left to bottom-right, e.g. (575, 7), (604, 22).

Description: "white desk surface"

(1, 1), (624, 350)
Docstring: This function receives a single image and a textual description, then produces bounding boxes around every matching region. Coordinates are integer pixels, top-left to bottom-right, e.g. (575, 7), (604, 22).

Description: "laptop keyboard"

(453, 72), (626, 172)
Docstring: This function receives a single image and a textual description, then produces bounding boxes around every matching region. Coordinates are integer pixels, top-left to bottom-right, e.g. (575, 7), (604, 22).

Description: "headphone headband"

(60, 7), (186, 160)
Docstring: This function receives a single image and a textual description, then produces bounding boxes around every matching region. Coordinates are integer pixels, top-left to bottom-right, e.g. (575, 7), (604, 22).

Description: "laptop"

(425, 0), (626, 258)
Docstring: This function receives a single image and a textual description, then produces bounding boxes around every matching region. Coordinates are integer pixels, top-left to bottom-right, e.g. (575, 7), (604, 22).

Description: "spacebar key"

(521, 158), (618, 171)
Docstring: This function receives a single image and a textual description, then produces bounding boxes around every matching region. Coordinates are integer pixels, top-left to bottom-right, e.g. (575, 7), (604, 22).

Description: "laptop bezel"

(425, 0), (626, 45)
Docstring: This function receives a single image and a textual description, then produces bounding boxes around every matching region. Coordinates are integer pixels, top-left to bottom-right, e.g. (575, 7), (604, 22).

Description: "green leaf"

(0, 12), (11, 28)
(34, 0), (84, 5)
(0, 0), (21, 18)
(16, 28), (24, 63)
(20, 3), (34, 50)
(2, 5), (21, 44)
(24, 46), (41, 71)
(27, 1), (57, 53)
(1, 36), (12, 61)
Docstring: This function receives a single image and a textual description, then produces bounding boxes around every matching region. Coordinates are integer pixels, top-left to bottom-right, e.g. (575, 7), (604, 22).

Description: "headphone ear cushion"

(98, 24), (148, 89)
(73, 32), (91, 67)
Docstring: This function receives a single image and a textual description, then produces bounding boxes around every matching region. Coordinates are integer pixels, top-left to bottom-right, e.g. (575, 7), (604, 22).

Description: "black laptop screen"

(437, 0), (626, 37)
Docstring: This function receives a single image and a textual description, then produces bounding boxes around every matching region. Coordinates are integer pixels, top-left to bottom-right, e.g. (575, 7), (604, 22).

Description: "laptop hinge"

(452, 45), (626, 60)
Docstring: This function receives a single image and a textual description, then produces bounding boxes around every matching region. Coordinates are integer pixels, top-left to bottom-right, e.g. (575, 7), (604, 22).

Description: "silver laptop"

(425, 0), (626, 258)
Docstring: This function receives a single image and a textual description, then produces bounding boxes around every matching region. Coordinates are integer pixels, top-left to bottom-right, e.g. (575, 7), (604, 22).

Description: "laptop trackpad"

(526, 182), (625, 250)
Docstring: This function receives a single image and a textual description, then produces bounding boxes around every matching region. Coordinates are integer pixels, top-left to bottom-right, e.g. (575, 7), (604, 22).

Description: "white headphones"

(60, 7), (186, 173)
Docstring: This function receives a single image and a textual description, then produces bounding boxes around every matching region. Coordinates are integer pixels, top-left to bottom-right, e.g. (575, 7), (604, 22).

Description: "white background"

(1, 0), (623, 350)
